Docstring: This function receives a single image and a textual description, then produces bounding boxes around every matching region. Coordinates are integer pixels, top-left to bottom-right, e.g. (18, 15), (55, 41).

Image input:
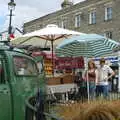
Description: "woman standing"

(84, 60), (98, 100)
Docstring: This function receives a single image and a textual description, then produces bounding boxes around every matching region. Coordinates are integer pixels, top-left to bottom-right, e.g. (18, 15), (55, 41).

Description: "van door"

(0, 59), (12, 120)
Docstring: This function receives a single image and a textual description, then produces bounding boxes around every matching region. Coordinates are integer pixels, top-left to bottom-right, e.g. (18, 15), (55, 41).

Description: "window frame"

(89, 10), (96, 25)
(75, 14), (81, 28)
(0, 59), (7, 84)
(105, 6), (112, 21)
(104, 31), (112, 39)
(61, 19), (67, 28)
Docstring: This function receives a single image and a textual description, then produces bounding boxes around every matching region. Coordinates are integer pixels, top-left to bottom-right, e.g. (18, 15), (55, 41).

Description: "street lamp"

(8, 0), (16, 41)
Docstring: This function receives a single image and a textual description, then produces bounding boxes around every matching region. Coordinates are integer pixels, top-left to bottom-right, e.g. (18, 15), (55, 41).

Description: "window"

(104, 31), (112, 39)
(89, 11), (96, 24)
(61, 20), (67, 28)
(105, 7), (112, 21)
(39, 24), (43, 29)
(0, 60), (5, 84)
(75, 14), (81, 28)
(13, 56), (38, 76)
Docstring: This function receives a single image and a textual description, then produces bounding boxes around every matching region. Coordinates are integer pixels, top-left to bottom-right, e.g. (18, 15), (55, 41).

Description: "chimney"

(61, 0), (73, 9)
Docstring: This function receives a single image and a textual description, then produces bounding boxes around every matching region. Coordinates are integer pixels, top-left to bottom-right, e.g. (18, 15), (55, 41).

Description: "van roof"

(0, 43), (26, 54)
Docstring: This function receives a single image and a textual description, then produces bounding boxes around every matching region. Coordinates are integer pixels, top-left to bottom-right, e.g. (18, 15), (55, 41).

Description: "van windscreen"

(13, 56), (38, 76)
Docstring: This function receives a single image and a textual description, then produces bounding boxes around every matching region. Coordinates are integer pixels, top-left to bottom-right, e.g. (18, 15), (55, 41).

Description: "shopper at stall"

(84, 60), (98, 100)
(96, 58), (115, 99)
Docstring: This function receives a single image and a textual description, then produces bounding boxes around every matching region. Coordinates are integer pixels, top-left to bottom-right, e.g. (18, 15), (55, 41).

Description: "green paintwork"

(0, 84), (11, 120)
(0, 44), (45, 120)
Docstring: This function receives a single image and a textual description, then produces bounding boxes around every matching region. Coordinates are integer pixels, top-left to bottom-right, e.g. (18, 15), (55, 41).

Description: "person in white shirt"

(96, 58), (115, 99)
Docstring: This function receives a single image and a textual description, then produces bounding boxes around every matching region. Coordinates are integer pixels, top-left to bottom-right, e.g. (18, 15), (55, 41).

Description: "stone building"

(23, 0), (120, 43)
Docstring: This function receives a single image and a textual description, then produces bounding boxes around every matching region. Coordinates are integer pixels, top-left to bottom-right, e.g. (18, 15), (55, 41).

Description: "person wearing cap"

(96, 58), (115, 99)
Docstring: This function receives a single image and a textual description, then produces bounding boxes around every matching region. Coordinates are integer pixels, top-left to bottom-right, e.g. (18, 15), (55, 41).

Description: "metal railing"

(46, 80), (120, 103)
(25, 95), (63, 120)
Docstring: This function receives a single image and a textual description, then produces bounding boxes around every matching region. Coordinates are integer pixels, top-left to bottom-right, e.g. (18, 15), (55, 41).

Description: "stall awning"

(32, 51), (57, 59)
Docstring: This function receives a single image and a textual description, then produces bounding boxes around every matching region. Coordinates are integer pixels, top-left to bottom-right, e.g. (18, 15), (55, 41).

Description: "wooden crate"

(63, 75), (74, 83)
(47, 74), (75, 85)
(47, 77), (61, 85)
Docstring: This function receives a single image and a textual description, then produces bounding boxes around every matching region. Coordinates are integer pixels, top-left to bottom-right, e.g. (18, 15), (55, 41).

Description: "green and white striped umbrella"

(56, 34), (119, 58)
(56, 33), (119, 102)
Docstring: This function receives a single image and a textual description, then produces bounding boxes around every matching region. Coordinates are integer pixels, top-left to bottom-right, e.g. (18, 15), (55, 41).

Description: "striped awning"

(56, 34), (119, 58)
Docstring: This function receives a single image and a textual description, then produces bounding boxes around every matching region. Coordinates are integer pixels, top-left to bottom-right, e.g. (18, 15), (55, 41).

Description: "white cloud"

(1, 5), (49, 31)
(0, 0), (86, 33)
(14, 6), (47, 27)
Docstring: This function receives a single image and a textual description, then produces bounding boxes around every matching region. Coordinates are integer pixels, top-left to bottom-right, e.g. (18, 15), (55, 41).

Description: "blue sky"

(0, 15), (7, 32)
(0, 16), (5, 26)
(0, 0), (85, 33)
(0, 4), (7, 32)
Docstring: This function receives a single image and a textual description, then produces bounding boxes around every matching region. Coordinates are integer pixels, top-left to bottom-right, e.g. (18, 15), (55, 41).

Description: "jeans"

(96, 85), (109, 99)
(89, 81), (96, 100)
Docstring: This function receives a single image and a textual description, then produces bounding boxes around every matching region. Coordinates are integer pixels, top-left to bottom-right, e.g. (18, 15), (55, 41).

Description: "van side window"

(13, 56), (38, 76)
(0, 60), (5, 84)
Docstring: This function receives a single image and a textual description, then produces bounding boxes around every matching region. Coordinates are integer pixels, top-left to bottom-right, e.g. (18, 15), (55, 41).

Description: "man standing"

(96, 58), (115, 99)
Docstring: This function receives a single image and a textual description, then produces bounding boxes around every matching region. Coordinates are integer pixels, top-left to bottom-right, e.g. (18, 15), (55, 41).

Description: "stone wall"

(23, 0), (120, 42)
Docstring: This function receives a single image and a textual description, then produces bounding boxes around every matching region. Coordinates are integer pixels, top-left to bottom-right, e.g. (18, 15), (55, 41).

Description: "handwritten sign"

(55, 57), (84, 69)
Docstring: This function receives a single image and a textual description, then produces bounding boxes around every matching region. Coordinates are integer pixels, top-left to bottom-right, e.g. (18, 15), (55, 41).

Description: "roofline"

(24, 0), (111, 27)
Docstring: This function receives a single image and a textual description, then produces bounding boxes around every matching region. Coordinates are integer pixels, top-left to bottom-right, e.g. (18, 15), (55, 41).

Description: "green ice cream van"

(0, 43), (45, 120)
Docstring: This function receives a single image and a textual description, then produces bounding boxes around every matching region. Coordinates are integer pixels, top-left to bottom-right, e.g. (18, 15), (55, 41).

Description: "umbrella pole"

(51, 41), (54, 76)
(86, 70), (90, 102)
(85, 58), (90, 102)
(118, 51), (120, 92)
(84, 38), (90, 102)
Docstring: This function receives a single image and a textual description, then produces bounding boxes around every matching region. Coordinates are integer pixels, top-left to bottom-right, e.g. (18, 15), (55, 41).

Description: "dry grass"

(58, 100), (120, 120)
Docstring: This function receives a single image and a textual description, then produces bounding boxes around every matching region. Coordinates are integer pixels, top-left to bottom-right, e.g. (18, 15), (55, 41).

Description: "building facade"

(23, 0), (120, 43)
